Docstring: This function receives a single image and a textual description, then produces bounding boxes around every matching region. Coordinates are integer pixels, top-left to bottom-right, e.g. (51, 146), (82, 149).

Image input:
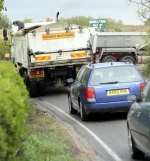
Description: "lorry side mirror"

(67, 78), (74, 85)
(3, 28), (8, 41)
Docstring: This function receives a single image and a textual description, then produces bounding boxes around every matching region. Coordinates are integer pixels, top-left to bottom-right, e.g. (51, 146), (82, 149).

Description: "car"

(127, 81), (150, 159)
(68, 62), (145, 121)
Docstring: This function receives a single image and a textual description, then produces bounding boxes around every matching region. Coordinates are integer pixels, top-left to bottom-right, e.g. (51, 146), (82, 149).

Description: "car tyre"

(68, 95), (76, 114)
(128, 129), (144, 159)
(80, 102), (88, 121)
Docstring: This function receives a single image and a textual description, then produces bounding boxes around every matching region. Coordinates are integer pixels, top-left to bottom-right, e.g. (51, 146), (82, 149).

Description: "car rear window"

(90, 66), (143, 85)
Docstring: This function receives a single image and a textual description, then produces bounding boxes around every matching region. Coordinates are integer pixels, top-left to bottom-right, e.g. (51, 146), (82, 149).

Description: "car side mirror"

(66, 78), (74, 85)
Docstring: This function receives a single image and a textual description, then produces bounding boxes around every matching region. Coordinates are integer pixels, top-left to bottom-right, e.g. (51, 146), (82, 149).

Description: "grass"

(20, 109), (79, 161)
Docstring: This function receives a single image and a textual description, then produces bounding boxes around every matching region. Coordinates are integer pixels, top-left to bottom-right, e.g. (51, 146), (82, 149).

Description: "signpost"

(89, 19), (107, 31)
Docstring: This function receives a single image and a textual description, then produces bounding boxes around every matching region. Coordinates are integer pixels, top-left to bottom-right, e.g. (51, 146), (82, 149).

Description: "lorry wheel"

(120, 56), (136, 64)
(101, 55), (117, 62)
(25, 79), (39, 97)
(38, 83), (45, 96)
(28, 81), (39, 97)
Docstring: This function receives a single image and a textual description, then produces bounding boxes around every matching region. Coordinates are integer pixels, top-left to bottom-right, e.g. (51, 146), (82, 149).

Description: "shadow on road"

(87, 112), (127, 122)
(39, 86), (68, 96)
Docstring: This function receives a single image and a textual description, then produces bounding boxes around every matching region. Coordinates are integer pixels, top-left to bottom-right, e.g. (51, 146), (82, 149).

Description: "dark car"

(68, 62), (145, 121)
(127, 81), (150, 159)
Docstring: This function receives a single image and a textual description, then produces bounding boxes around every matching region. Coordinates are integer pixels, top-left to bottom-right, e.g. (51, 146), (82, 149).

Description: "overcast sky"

(5, 0), (142, 25)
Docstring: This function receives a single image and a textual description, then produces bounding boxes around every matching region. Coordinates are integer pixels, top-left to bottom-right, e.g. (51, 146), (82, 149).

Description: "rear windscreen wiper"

(100, 81), (118, 85)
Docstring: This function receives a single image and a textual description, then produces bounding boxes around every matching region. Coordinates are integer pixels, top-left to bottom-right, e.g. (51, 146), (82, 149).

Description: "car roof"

(88, 62), (134, 69)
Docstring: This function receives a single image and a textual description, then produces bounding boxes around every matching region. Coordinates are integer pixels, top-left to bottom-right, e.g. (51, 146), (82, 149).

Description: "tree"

(0, 14), (11, 29)
(106, 18), (123, 31)
(60, 16), (92, 27)
(129, 0), (150, 20)
(129, 0), (150, 76)
(0, 0), (4, 12)
(23, 18), (33, 23)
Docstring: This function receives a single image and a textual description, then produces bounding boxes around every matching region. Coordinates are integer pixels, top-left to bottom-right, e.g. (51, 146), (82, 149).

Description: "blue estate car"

(68, 62), (145, 121)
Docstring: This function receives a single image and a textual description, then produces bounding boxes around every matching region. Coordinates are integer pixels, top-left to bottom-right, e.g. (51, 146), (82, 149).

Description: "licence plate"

(107, 89), (129, 96)
(56, 54), (64, 60)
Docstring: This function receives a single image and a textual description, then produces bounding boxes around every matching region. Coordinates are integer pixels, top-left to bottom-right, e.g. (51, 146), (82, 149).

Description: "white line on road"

(39, 99), (123, 161)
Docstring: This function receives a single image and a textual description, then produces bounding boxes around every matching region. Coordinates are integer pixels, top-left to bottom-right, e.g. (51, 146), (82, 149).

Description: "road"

(33, 87), (149, 161)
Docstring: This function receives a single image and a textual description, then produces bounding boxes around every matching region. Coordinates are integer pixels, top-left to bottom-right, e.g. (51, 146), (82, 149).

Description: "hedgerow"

(0, 61), (29, 161)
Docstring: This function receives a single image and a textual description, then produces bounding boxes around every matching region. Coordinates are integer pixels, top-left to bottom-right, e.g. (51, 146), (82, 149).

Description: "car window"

(90, 66), (142, 85)
(144, 82), (150, 102)
(80, 68), (89, 84)
(76, 66), (86, 82)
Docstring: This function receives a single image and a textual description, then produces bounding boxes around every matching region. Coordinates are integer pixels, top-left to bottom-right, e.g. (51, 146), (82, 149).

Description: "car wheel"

(68, 95), (76, 114)
(101, 55), (117, 62)
(128, 129), (144, 159)
(80, 102), (88, 121)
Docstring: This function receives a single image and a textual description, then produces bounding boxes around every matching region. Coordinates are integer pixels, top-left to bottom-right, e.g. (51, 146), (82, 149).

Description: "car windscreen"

(90, 66), (143, 85)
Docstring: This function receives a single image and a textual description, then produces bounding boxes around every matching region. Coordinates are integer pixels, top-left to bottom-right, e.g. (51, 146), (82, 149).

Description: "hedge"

(0, 39), (11, 60)
(0, 61), (29, 161)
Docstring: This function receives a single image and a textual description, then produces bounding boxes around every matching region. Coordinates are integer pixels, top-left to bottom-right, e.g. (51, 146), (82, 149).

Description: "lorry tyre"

(120, 56), (135, 64)
(101, 55), (117, 62)
(25, 78), (39, 97)
(28, 81), (39, 97)
(38, 83), (45, 96)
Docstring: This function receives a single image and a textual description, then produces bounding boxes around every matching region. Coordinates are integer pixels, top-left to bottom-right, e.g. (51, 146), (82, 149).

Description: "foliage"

(106, 18), (123, 31)
(60, 16), (92, 26)
(0, 14), (11, 29)
(129, 0), (150, 20)
(20, 110), (78, 161)
(0, 39), (11, 59)
(60, 16), (123, 31)
(0, 0), (4, 12)
(23, 18), (33, 23)
(129, 0), (150, 76)
(0, 61), (29, 161)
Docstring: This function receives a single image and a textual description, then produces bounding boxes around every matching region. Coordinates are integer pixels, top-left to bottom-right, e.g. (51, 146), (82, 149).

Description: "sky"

(4, 0), (143, 25)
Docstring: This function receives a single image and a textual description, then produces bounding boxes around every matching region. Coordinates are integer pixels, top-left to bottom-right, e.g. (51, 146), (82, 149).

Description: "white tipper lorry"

(11, 23), (91, 97)
(90, 31), (147, 64)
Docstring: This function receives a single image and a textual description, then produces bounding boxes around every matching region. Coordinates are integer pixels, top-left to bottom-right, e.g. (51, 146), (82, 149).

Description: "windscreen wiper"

(100, 81), (118, 85)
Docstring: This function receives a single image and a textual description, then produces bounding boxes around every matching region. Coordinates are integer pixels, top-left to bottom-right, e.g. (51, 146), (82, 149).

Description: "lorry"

(11, 23), (91, 97)
(90, 31), (147, 64)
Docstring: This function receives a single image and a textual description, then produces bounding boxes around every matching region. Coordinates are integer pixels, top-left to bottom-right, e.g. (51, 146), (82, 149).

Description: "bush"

(0, 61), (29, 161)
(0, 39), (11, 60)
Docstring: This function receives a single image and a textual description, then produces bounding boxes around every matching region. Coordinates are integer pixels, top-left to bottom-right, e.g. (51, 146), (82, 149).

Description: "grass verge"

(21, 108), (80, 161)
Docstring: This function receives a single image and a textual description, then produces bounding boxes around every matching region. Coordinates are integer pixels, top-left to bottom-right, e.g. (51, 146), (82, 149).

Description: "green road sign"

(89, 19), (107, 31)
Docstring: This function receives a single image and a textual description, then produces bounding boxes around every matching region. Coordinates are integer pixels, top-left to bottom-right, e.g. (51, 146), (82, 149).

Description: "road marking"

(38, 99), (123, 161)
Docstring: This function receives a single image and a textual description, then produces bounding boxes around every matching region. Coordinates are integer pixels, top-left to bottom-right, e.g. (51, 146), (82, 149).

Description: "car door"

(71, 66), (87, 109)
(129, 82), (150, 154)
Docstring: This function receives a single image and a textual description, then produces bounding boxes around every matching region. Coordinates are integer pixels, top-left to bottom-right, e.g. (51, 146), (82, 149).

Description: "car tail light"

(139, 82), (145, 92)
(84, 87), (96, 102)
